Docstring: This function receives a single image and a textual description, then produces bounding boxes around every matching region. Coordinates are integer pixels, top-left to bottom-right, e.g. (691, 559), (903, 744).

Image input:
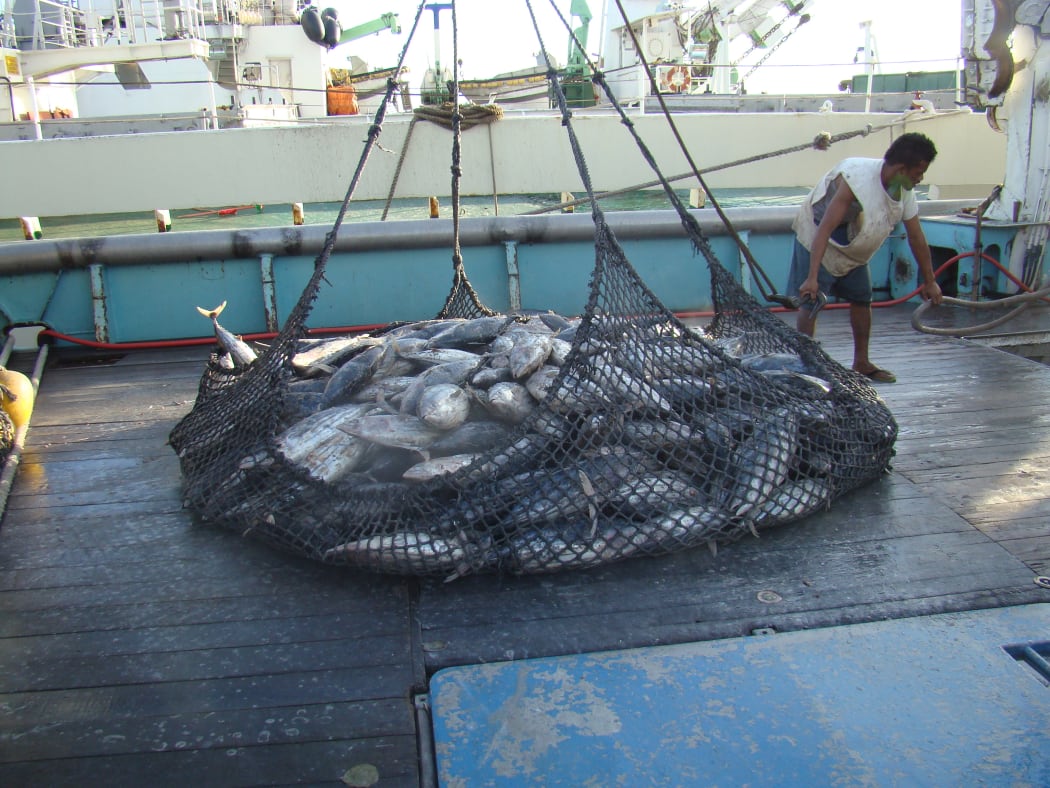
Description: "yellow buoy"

(0, 366), (35, 430)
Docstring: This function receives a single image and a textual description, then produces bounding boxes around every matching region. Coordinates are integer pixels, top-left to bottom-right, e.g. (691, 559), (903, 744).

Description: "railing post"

(88, 264), (110, 343)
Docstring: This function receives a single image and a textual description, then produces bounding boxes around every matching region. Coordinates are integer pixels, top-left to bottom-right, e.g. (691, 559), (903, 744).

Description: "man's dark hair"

(884, 133), (937, 166)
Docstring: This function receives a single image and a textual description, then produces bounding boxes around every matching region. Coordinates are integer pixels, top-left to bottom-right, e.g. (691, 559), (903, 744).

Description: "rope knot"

(812, 132), (832, 151)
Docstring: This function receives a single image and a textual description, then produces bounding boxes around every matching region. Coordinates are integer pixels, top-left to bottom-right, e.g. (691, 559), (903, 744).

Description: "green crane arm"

(337, 12), (402, 46)
(566, 0), (592, 76)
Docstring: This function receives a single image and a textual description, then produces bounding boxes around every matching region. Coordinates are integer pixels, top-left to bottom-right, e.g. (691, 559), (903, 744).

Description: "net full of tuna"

(168, 2), (896, 580)
(168, 229), (896, 581)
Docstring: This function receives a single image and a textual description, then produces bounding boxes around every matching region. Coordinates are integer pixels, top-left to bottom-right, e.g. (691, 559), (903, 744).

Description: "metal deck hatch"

(430, 604), (1050, 786)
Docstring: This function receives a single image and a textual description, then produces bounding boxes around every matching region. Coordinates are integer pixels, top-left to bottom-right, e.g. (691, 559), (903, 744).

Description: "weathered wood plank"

(0, 698), (411, 762)
(0, 736), (421, 787)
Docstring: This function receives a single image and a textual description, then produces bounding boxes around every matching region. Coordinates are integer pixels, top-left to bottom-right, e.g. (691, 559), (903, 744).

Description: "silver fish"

(610, 471), (705, 516)
(292, 334), (379, 373)
(417, 383), (471, 430)
(196, 301), (257, 368)
(399, 347), (481, 368)
(619, 418), (708, 453)
(274, 402), (378, 483)
(350, 375), (417, 405)
(524, 364), (561, 402)
(324, 528), (493, 579)
(645, 504), (731, 551)
(322, 342), (391, 407)
(506, 328), (554, 378)
(426, 315), (513, 348)
(399, 359), (481, 416)
(482, 381), (535, 424)
(504, 520), (647, 574)
(750, 476), (833, 530)
(589, 359), (674, 414)
(739, 352), (810, 373)
(724, 407), (799, 517)
(429, 420), (513, 456)
(548, 337), (573, 366)
(760, 369), (832, 395)
(338, 414), (446, 458)
(470, 365), (513, 389)
(402, 453), (481, 483)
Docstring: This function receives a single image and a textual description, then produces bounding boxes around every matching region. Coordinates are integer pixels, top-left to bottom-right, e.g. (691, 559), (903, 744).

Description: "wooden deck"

(1, 303), (1048, 786)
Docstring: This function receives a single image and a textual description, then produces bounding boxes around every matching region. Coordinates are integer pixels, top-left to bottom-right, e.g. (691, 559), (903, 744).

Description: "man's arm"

(903, 215), (943, 304)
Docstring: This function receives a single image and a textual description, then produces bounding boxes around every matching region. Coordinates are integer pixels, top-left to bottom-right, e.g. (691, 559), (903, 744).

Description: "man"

(788, 132), (944, 383)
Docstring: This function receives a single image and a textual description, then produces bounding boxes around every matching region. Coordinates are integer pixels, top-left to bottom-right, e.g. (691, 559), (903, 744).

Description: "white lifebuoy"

(660, 66), (691, 94)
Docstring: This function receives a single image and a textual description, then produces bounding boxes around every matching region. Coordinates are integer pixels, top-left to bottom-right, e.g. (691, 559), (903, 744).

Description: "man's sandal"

(855, 366), (896, 384)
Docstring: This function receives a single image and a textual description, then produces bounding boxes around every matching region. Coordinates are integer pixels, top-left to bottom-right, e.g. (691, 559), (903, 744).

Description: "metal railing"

(14, 0), (216, 51)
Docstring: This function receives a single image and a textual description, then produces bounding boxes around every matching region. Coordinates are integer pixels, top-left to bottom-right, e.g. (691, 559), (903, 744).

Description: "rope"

(413, 102), (504, 129)
(381, 116), (420, 221)
(434, 1), (496, 320)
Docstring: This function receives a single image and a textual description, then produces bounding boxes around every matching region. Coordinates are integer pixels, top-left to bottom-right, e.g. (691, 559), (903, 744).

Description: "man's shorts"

(786, 239), (872, 305)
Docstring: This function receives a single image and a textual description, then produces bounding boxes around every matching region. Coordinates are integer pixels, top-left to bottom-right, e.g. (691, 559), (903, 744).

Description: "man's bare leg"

(850, 301), (874, 373)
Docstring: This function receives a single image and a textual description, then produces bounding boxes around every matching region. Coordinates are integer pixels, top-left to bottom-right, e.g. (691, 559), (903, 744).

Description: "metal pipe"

(0, 76), (16, 122)
(413, 694), (438, 788)
(0, 201), (978, 274)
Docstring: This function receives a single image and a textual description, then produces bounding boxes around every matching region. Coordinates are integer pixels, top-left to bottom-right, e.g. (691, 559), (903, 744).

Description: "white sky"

(330, 0), (964, 95)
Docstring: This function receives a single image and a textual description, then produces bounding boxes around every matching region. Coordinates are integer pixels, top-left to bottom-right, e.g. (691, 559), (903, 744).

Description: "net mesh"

(0, 408), (13, 461)
(169, 208), (895, 579)
(168, 0), (896, 579)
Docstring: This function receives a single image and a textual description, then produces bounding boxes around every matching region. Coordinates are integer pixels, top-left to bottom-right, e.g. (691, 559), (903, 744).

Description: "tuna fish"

(417, 383), (471, 430)
(196, 301), (257, 368)
(337, 414), (446, 458)
(274, 402), (378, 483)
(724, 407), (799, 517)
(402, 453), (481, 483)
(750, 477), (834, 530)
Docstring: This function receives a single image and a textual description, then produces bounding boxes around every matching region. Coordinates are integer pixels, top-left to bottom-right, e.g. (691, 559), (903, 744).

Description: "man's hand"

(920, 279), (943, 305)
(798, 275), (821, 302)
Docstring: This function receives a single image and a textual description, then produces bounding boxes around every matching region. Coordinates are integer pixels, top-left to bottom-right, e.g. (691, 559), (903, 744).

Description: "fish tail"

(196, 300), (228, 321)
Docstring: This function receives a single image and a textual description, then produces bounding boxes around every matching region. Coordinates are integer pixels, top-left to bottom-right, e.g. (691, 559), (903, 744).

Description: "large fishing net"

(169, 1), (896, 578)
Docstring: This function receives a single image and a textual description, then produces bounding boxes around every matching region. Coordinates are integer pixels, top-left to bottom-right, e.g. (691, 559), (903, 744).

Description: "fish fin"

(196, 300), (228, 320)
(376, 392), (399, 415)
(707, 539), (718, 557)
(747, 520), (760, 539)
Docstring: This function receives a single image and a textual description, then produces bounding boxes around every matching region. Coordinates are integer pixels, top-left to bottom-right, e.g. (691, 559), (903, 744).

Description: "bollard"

(154, 209), (172, 232)
(292, 202), (305, 225)
(429, 197), (440, 218)
(560, 192), (575, 213)
(689, 188), (705, 209)
(19, 217), (42, 240)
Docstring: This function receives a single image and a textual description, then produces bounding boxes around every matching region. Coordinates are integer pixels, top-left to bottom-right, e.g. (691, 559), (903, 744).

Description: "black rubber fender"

(322, 16), (342, 49)
(300, 7), (325, 45)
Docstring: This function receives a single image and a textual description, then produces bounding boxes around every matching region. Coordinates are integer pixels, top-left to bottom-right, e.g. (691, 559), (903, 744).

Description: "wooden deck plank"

(0, 347), (425, 784)
(2, 303), (1049, 784)
(0, 736), (420, 787)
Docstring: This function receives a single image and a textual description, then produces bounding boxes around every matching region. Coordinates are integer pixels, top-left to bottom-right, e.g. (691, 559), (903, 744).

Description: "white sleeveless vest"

(792, 158), (918, 277)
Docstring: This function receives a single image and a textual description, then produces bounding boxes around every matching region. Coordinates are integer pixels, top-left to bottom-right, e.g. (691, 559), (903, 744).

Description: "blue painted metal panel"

(430, 604), (1050, 786)
(105, 261), (268, 342)
(0, 205), (1017, 345)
